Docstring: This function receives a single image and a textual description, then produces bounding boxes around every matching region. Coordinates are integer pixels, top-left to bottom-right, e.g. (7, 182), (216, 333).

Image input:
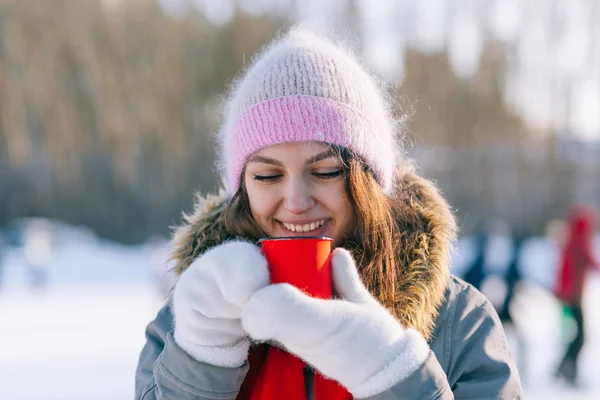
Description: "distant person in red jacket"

(554, 205), (599, 385)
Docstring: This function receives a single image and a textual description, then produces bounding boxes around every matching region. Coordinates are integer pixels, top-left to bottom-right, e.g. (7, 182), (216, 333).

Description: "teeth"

(282, 220), (326, 233)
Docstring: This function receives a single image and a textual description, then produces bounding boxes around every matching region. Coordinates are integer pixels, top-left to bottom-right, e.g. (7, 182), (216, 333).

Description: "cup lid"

(258, 236), (333, 243)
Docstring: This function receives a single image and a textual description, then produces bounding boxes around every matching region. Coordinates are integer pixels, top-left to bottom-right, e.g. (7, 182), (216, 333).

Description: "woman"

(135, 28), (523, 399)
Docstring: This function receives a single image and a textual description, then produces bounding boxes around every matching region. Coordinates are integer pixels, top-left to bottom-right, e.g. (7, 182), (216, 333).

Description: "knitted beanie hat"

(218, 27), (401, 195)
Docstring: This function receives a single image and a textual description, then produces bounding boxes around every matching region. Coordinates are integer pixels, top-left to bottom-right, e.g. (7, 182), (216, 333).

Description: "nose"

(283, 176), (315, 215)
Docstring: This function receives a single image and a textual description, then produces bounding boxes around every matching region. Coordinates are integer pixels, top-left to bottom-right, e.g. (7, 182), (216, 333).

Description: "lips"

(280, 219), (327, 233)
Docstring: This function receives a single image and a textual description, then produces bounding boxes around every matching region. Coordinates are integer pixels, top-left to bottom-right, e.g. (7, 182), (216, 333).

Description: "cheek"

(319, 184), (354, 226)
(245, 182), (277, 222)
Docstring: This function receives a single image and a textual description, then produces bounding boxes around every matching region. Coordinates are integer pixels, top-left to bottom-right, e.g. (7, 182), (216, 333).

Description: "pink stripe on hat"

(227, 95), (392, 192)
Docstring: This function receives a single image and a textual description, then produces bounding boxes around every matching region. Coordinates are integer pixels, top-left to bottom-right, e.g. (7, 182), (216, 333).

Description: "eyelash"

(314, 170), (344, 180)
(253, 174), (281, 182)
(253, 170), (344, 182)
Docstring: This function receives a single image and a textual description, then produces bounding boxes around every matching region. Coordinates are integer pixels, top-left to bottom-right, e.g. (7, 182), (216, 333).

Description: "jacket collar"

(168, 162), (457, 340)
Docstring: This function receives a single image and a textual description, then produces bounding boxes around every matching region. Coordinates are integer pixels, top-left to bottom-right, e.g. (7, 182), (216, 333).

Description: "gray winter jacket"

(135, 164), (523, 399)
(136, 276), (522, 399)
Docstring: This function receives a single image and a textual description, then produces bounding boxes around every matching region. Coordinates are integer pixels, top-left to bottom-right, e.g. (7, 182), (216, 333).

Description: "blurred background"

(0, 0), (599, 399)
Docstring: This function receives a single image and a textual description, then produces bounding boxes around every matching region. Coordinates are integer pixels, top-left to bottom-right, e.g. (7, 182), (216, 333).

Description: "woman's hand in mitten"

(172, 241), (269, 368)
(242, 248), (430, 398)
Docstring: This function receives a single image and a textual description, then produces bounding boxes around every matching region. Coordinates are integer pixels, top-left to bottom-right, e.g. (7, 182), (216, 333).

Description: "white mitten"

(242, 248), (430, 398)
(172, 241), (269, 368)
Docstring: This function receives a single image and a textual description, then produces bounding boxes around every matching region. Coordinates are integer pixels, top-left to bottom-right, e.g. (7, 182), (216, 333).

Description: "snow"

(0, 221), (599, 399)
(0, 286), (160, 400)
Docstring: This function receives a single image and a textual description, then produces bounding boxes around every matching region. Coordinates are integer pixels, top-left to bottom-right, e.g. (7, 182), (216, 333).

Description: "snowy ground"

(0, 286), (159, 400)
(0, 221), (599, 399)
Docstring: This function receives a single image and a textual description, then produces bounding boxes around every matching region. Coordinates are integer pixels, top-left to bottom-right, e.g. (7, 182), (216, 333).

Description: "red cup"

(259, 236), (333, 299)
(252, 237), (351, 399)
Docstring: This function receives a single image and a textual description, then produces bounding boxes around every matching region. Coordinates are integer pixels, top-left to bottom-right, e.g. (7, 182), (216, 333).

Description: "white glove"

(242, 248), (430, 398)
(172, 241), (269, 368)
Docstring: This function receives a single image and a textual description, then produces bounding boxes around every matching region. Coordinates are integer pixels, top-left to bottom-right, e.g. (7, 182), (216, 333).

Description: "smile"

(281, 219), (327, 233)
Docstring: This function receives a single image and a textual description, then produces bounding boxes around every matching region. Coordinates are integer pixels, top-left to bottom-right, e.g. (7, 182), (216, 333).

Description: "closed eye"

(313, 170), (344, 180)
(253, 174), (282, 182)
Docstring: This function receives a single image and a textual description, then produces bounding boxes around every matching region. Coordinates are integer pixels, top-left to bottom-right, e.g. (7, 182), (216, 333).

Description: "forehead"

(253, 141), (333, 159)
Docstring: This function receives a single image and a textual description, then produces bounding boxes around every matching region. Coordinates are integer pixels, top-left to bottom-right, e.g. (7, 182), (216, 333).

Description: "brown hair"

(223, 148), (402, 314)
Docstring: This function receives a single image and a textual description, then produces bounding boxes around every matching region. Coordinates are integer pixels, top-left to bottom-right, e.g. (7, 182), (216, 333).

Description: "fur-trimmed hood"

(168, 162), (457, 341)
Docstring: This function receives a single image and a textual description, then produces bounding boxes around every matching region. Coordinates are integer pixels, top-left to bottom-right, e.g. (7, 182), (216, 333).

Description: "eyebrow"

(307, 148), (339, 164)
(247, 155), (284, 166)
(247, 149), (339, 166)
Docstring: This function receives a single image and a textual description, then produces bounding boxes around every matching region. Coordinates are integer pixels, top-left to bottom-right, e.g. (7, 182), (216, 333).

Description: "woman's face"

(244, 141), (354, 245)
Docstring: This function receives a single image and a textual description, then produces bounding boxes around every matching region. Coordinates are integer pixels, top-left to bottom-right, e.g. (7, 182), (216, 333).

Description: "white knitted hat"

(218, 27), (401, 195)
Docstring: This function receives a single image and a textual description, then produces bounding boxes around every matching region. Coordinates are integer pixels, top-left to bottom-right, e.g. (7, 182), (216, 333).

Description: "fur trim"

(169, 162), (457, 340)
(169, 188), (234, 277)
(387, 161), (456, 340)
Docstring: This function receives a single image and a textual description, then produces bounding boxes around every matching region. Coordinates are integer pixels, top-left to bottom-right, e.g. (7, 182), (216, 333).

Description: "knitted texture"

(218, 28), (400, 194)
